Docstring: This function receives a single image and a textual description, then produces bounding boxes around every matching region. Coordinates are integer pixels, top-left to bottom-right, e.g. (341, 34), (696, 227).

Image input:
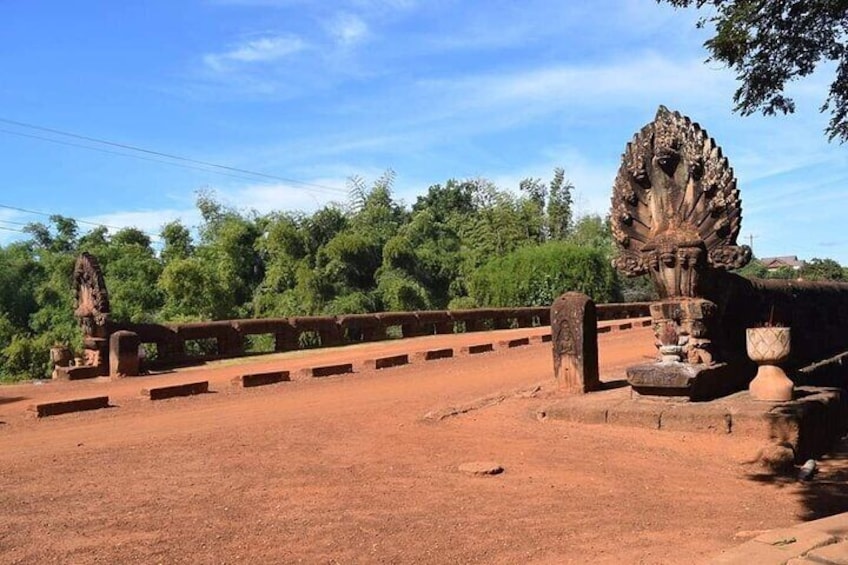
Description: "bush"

(470, 242), (621, 307)
(2, 334), (48, 381)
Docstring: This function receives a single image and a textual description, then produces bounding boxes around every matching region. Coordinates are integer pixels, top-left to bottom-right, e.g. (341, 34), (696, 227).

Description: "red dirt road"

(0, 325), (830, 563)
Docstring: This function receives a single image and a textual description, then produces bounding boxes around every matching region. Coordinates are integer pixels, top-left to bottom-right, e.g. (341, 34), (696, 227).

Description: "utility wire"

(0, 203), (126, 230)
(0, 117), (348, 195)
(0, 127), (344, 191)
(0, 225), (26, 233)
(0, 203), (163, 242)
(0, 218), (30, 226)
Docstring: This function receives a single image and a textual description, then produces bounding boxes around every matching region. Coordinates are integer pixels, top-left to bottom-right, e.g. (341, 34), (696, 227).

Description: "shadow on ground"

(0, 396), (28, 405)
(746, 435), (848, 521)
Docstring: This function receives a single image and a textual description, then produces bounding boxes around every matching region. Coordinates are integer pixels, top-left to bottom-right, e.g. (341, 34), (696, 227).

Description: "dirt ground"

(1, 325), (845, 564)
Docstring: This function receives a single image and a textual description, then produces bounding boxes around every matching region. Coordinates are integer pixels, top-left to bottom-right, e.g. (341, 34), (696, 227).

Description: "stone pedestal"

(627, 362), (754, 401)
(109, 330), (140, 377)
(82, 337), (109, 376)
(649, 298), (717, 365)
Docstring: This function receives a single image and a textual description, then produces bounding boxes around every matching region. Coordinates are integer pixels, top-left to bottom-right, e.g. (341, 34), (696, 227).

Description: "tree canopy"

(1, 169), (647, 381)
(660, 0), (848, 141)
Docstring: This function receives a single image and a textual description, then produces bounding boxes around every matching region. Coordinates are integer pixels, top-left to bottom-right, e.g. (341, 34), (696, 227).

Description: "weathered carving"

(611, 106), (751, 299)
(611, 106), (754, 376)
(551, 292), (600, 393)
(73, 252), (110, 338)
(72, 252), (111, 374)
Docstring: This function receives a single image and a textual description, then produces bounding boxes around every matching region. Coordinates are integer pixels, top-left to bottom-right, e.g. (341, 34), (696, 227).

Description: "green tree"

(471, 241), (621, 307)
(547, 167), (573, 240)
(160, 220), (194, 264)
(734, 258), (768, 279)
(801, 257), (845, 281)
(660, 0), (848, 141)
(101, 228), (164, 323)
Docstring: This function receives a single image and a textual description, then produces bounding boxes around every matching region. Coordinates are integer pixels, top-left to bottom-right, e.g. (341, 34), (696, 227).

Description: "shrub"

(470, 242), (620, 307)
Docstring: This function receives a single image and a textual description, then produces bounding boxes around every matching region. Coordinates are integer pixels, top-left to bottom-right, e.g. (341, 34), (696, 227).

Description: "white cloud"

(203, 35), (306, 72)
(82, 208), (202, 243)
(418, 53), (732, 116)
(327, 13), (369, 47)
(222, 181), (342, 214)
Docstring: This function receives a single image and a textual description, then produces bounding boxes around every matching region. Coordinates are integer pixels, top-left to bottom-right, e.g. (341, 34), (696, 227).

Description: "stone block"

(627, 362), (749, 401)
(109, 330), (140, 377)
(541, 400), (609, 425)
(805, 540), (848, 564)
(497, 337), (530, 349)
(143, 381), (209, 400)
(795, 512), (848, 539)
(711, 527), (836, 564)
(660, 404), (732, 434)
(362, 354), (409, 370)
(300, 363), (354, 378)
(460, 343), (494, 355)
(29, 396), (110, 418)
(52, 365), (100, 381)
(412, 348), (453, 362)
(606, 401), (662, 430)
(234, 371), (290, 388)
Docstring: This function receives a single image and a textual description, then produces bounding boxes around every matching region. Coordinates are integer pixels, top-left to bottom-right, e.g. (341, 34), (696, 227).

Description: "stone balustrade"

(110, 303), (649, 369)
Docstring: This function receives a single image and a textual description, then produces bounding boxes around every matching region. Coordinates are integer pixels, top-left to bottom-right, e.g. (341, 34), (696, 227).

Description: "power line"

(0, 127), (343, 191)
(0, 218), (30, 226)
(0, 203), (127, 230)
(0, 117), (348, 195)
(0, 203), (163, 242)
(0, 225), (26, 233)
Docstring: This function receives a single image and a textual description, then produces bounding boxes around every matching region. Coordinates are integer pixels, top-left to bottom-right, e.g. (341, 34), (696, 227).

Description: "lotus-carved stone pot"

(746, 327), (793, 401)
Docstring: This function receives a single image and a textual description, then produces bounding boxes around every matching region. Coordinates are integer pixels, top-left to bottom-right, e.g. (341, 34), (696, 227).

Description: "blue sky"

(1, 0), (846, 263)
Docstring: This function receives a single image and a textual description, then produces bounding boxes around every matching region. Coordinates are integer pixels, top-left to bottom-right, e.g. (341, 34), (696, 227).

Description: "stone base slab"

(52, 365), (102, 381)
(541, 386), (847, 462)
(710, 512), (848, 564)
(627, 362), (755, 401)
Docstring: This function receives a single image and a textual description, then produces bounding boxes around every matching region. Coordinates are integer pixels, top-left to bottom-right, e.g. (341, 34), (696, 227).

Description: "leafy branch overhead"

(660, 0), (848, 141)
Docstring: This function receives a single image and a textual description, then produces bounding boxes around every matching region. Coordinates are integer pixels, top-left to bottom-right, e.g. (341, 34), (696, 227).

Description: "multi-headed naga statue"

(610, 107), (753, 395)
(611, 106), (751, 299)
(73, 252), (111, 371)
(610, 107), (848, 401)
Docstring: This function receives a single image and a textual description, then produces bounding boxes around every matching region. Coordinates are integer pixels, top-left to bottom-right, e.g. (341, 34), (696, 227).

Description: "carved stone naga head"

(73, 252), (111, 338)
(611, 106), (751, 298)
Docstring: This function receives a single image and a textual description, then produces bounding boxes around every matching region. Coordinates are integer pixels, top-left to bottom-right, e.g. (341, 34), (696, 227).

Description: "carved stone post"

(551, 292), (600, 393)
(109, 330), (140, 377)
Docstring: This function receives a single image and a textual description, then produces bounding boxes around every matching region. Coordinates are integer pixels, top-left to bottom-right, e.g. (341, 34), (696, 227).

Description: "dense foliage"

(14, 169), (845, 382)
(660, 0), (848, 141)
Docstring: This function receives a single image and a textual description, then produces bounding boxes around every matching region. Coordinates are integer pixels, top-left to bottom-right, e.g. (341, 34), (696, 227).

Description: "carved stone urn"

(746, 327), (793, 401)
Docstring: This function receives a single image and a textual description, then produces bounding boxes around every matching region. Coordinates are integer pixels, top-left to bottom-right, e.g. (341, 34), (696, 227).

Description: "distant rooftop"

(759, 256), (805, 270)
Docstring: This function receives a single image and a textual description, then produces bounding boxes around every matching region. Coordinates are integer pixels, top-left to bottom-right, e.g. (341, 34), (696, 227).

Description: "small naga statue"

(73, 252), (111, 368)
(611, 106), (751, 365)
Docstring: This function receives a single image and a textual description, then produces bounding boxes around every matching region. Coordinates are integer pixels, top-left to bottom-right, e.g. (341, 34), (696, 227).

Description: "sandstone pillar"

(109, 330), (140, 377)
(551, 292), (599, 393)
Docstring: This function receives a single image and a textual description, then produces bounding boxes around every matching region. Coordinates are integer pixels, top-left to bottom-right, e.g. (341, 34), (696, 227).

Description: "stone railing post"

(551, 292), (600, 393)
(109, 330), (140, 377)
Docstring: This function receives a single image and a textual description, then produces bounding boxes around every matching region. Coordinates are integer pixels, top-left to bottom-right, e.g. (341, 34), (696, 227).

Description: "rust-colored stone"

(109, 330), (140, 377)
(550, 292), (599, 394)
